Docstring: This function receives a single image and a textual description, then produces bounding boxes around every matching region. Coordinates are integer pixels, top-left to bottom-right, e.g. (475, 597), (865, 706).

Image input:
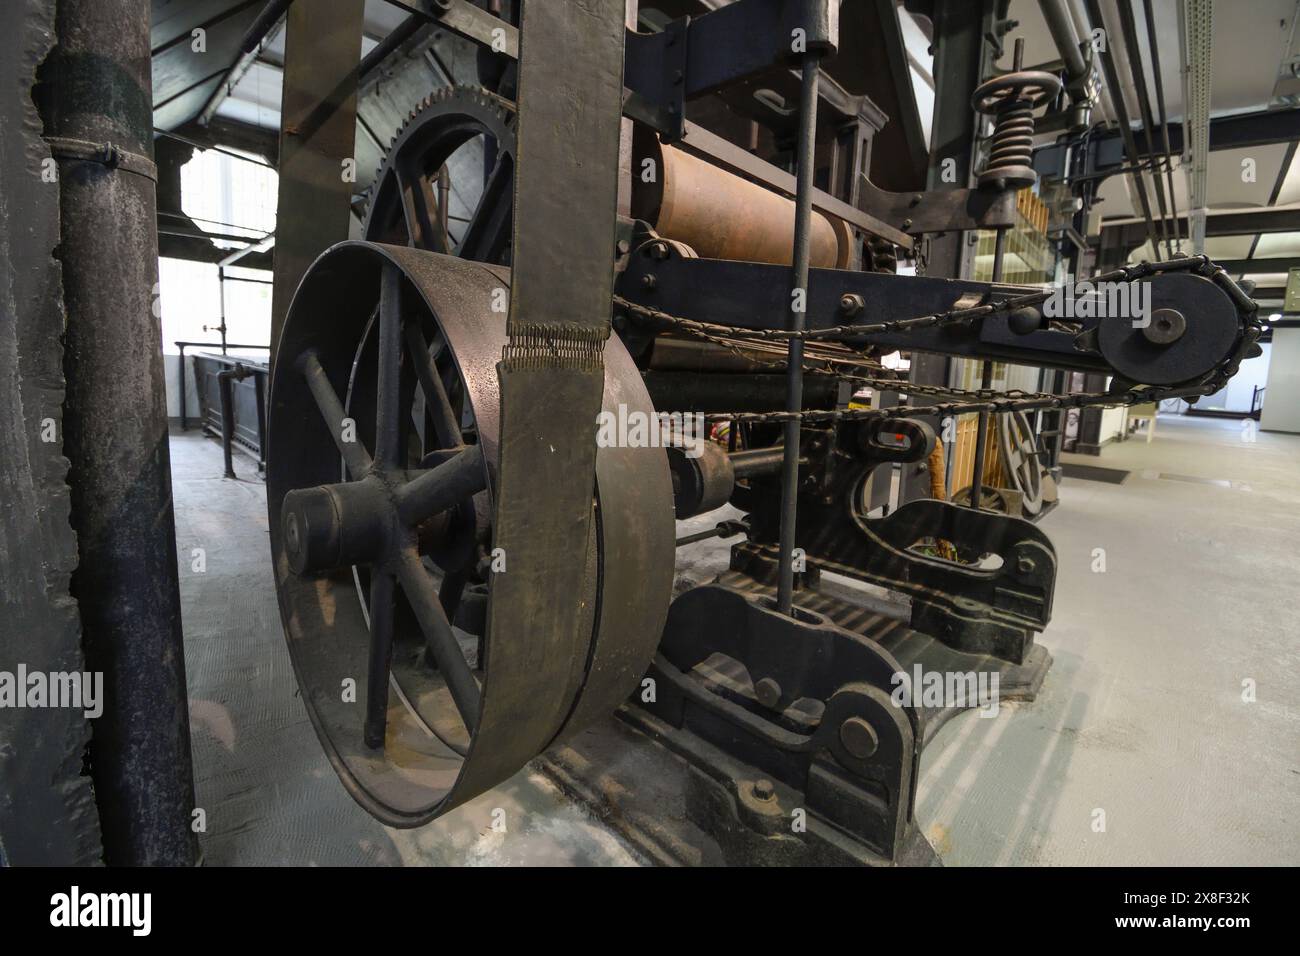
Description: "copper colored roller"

(633, 137), (851, 269)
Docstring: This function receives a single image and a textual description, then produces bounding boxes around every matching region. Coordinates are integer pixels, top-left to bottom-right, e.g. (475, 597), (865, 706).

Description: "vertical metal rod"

(254, 369), (267, 473)
(969, 225), (1007, 508)
(177, 344), (188, 429)
(218, 370), (237, 478)
(437, 165), (451, 251)
(776, 54), (821, 615)
(218, 265), (228, 353)
(44, 0), (197, 866)
(364, 571), (396, 748)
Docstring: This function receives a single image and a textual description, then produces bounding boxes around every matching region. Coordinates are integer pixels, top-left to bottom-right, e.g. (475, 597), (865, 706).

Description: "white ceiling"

(1001, 0), (1300, 284)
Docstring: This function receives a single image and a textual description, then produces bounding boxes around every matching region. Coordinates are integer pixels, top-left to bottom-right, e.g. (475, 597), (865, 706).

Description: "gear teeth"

(360, 84), (518, 223)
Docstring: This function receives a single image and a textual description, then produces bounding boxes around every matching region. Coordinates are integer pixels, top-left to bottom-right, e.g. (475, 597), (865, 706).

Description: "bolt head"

(752, 778), (776, 801)
(1144, 308), (1187, 345)
(839, 716), (879, 760)
(754, 677), (782, 708)
(839, 293), (865, 316)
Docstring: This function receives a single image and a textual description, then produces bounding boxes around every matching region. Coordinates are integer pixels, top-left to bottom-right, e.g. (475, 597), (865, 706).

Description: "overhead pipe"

(1085, 0), (1160, 255)
(1067, 0), (1144, 224)
(1144, 0), (1183, 251)
(1117, 0), (1176, 256)
(1039, 0), (1088, 80)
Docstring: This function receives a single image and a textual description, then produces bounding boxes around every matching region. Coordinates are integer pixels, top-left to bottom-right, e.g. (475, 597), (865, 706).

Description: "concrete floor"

(171, 413), (1299, 866)
(916, 414), (1299, 865)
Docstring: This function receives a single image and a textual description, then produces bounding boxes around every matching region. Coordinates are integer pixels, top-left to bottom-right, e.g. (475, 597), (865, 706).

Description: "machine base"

(540, 710), (941, 867)
(538, 569), (1053, 866)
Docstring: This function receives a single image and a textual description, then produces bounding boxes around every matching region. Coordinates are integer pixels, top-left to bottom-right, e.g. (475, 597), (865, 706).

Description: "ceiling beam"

(1101, 208), (1300, 248)
(1036, 107), (1300, 181)
(1215, 257), (1300, 274)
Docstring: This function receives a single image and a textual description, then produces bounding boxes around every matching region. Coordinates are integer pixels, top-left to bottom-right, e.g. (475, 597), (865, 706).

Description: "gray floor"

(916, 415), (1299, 865)
(171, 413), (1299, 866)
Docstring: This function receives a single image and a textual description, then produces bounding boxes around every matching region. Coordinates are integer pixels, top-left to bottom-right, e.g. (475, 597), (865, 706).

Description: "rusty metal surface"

(636, 138), (848, 268)
(269, 0), (365, 357)
(42, 0), (197, 865)
(267, 242), (672, 825)
(0, 0), (103, 866)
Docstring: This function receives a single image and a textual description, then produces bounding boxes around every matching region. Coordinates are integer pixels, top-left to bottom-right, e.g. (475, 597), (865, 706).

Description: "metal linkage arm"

(616, 251), (1249, 387)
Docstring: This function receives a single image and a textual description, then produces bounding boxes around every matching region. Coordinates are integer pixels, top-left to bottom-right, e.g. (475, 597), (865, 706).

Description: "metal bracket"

(413, 0), (519, 58)
(623, 16), (690, 141)
(623, 0), (840, 141)
(856, 175), (1019, 234)
(45, 136), (157, 181)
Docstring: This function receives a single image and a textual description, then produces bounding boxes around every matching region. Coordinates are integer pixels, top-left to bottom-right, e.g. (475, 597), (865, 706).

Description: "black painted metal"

(623, 0), (838, 142)
(776, 54), (822, 615)
(43, 0), (198, 866)
(616, 249), (1245, 385)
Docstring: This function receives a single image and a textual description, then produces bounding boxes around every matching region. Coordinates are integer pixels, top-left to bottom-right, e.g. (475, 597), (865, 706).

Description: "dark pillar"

(270, 0), (365, 358)
(41, 0), (198, 865)
(0, 0), (102, 866)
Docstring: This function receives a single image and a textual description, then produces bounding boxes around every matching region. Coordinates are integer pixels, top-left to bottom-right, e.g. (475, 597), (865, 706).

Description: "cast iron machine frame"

(267, 0), (1262, 864)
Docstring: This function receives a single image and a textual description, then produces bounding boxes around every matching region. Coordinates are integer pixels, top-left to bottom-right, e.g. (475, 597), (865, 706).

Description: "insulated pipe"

(1039, 0), (1087, 80)
(633, 137), (851, 269)
(42, 0), (198, 865)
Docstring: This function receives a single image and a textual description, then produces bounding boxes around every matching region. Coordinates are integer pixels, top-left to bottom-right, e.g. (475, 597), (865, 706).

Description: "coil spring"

(971, 69), (1062, 190)
(984, 96), (1035, 183)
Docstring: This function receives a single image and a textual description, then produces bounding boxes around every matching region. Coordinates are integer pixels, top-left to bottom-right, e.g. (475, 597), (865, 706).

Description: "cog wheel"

(362, 85), (517, 264)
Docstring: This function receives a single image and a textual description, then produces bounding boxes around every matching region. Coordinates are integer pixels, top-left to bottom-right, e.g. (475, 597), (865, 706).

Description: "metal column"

(269, 0), (365, 357)
(776, 54), (824, 615)
(42, 0), (197, 866)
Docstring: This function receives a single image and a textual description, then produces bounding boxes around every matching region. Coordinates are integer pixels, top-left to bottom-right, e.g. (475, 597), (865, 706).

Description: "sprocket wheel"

(362, 85), (517, 264)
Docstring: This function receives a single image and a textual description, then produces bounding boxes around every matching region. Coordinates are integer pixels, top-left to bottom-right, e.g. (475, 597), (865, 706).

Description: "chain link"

(614, 254), (1262, 426)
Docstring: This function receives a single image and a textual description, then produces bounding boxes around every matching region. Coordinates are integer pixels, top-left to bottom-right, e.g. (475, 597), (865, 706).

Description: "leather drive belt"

(449, 0), (630, 802)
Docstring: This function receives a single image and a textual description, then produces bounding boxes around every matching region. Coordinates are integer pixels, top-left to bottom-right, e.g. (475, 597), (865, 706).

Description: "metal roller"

(633, 134), (852, 269)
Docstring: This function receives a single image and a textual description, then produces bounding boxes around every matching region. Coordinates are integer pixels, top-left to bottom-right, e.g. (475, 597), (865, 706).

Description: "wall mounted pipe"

(42, 0), (198, 866)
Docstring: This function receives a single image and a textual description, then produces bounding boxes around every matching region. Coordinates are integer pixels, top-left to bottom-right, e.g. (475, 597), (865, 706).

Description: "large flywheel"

(267, 242), (673, 825)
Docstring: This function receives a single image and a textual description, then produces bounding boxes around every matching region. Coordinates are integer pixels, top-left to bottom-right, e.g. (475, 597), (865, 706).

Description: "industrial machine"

(264, 1), (1260, 864)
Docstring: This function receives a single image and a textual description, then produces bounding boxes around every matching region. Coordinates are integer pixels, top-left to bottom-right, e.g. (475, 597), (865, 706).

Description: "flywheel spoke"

(396, 550), (480, 732)
(395, 443), (486, 526)
(300, 349), (373, 478)
(375, 262), (406, 469)
(363, 570), (397, 749)
(457, 156), (513, 261)
(404, 319), (462, 448)
(393, 160), (440, 251)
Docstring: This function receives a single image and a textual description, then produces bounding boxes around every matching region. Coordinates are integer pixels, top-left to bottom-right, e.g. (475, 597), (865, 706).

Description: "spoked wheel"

(997, 411), (1043, 516)
(268, 242), (673, 826)
(362, 86), (516, 263)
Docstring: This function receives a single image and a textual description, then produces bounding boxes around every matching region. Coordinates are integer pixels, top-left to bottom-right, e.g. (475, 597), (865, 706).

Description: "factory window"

(158, 146), (277, 419)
